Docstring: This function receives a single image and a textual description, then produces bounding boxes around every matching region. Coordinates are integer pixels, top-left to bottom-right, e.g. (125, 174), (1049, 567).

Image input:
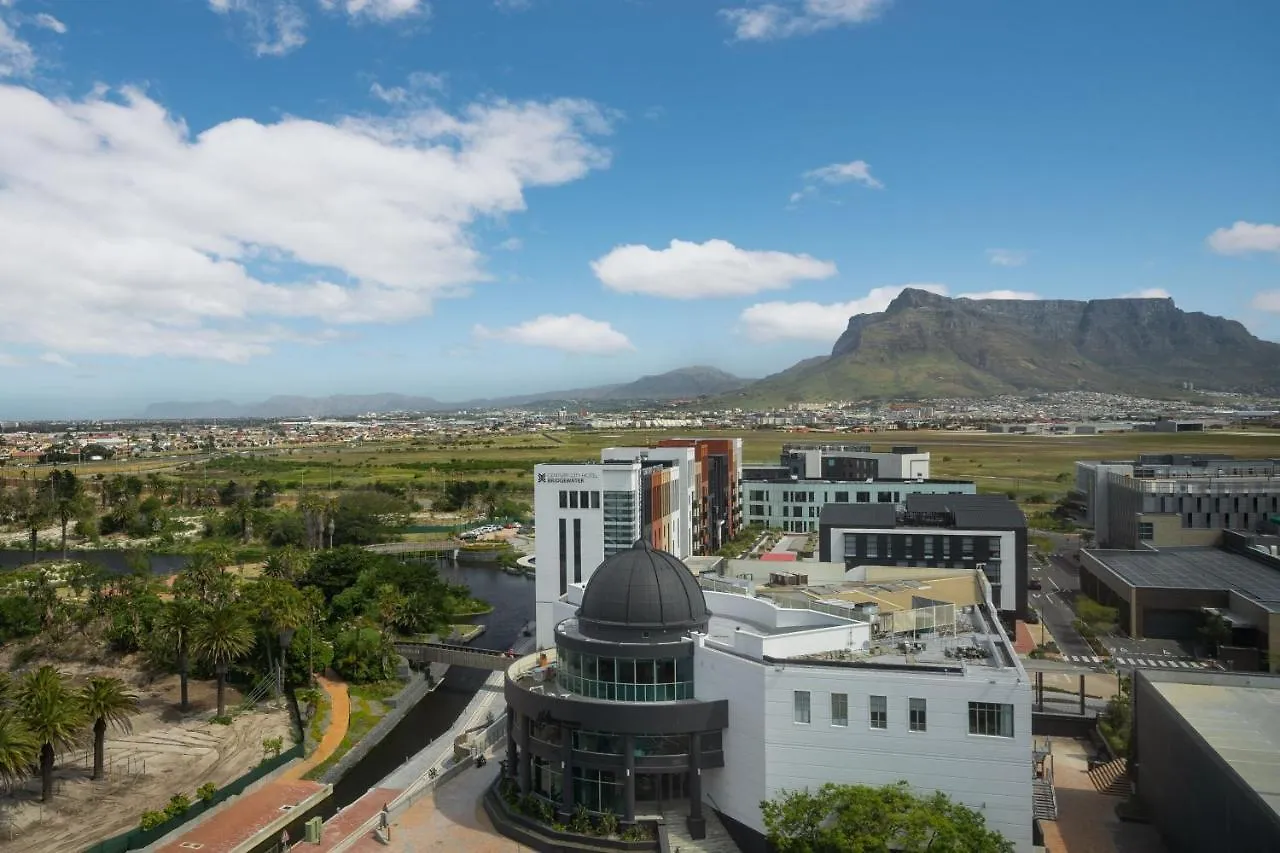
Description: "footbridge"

(394, 641), (517, 672)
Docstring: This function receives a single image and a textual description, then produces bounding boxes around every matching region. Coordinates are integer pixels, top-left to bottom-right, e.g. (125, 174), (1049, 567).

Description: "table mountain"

(727, 288), (1280, 405)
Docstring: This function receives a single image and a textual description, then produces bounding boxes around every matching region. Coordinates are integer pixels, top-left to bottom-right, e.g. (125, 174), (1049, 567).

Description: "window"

(559, 490), (568, 509)
(869, 695), (887, 729)
(968, 702), (1014, 738)
(569, 491), (579, 509)
(580, 490), (590, 508)
(750, 504), (765, 516)
(989, 537), (1001, 558)
(1138, 522), (1154, 541)
(857, 491), (870, 503)
(794, 691), (811, 724)
(909, 698), (927, 732)
(831, 693), (848, 727)
(835, 491), (849, 503)
(877, 491), (893, 503)
(590, 491), (601, 509)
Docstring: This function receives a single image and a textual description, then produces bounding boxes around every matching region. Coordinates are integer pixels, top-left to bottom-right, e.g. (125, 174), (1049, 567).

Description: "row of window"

(558, 489), (602, 510)
(793, 692), (1015, 738)
(557, 648), (696, 703)
(843, 533), (1001, 561)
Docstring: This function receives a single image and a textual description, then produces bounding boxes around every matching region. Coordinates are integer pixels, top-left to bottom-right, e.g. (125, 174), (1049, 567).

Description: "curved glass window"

(572, 767), (623, 814)
(557, 648), (694, 701)
(532, 756), (563, 803)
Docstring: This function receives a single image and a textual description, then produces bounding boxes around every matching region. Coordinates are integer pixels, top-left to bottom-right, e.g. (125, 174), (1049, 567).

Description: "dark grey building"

(817, 494), (1028, 617)
(1132, 669), (1280, 853)
(503, 540), (728, 839)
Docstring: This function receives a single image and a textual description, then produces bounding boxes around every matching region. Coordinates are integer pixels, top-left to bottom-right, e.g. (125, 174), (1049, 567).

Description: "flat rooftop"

(1145, 672), (1280, 822)
(1088, 547), (1280, 613)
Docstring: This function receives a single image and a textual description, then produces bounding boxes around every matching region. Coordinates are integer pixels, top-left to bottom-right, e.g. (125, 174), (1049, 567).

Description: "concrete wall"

(695, 643), (768, 836)
(534, 464), (608, 648)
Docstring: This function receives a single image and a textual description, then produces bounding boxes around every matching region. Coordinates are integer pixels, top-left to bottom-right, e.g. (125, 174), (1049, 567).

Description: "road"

(1027, 552), (1097, 661)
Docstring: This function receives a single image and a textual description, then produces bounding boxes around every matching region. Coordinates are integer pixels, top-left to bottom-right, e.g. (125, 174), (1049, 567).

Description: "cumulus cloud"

(1207, 221), (1280, 255)
(473, 314), (633, 354)
(957, 290), (1039, 300)
(722, 0), (889, 41)
(739, 283), (948, 342)
(790, 158), (882, 205)
(986, 248), (1027, 267)
(1251, 292), (1280, 313)
(33, 12), (66, 33)
(319, 0), (427, 22)
(370, 70), (446, 104)
(0, 83), (612, 362)
(0, 17), (35, 78)
(592, 238), (836, 299)
(209, 0), (308, 56)
(1122, 288), (1171, 299)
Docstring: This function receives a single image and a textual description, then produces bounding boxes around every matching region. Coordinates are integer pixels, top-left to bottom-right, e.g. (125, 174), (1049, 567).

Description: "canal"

(330, 563), (534, 808)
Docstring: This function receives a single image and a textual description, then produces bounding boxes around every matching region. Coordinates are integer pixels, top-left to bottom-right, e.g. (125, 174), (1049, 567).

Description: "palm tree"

(193, 603), (255, 718)
(156, 597), (204, 711)
(0, 709), (38, 791)
(80, 677), (139, 780)
(16, 666), (85, 801)
(262, 547), (306, 583)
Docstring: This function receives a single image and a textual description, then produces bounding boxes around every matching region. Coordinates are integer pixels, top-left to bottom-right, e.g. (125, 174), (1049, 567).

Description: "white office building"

(504, 544), (1035, 852)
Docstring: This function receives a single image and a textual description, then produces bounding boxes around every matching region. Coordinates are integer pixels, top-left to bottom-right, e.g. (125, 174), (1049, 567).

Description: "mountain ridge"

(721, 289), (1280, 406)
(142, 366), (749, 419)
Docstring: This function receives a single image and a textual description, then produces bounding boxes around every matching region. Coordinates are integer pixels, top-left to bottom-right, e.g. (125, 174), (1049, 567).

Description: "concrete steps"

(1087, 758), (1130, 797)
(662, 807), (740, 853)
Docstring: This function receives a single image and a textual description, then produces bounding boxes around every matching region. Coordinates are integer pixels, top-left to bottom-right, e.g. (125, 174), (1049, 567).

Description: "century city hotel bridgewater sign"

(537, 471), (601, 484)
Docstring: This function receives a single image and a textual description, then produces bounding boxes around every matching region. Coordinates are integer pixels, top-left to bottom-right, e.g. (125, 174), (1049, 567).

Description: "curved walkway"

(282, 674), (350, 780)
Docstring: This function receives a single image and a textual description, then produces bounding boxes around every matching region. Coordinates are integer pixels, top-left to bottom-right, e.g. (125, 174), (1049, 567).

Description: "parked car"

(1025, 612), (1040, 625)
(1027, 579), (1043, 591)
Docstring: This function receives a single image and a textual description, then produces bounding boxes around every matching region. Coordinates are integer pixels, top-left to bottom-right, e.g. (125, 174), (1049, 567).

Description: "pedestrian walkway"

(282, 674), (350, 780)
(1063, 654), (1105, 664)
(1111, 657), (1211, 668)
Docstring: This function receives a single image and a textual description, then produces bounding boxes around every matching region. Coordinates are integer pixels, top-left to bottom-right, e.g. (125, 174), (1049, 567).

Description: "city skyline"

(0, 0), (1277, 416)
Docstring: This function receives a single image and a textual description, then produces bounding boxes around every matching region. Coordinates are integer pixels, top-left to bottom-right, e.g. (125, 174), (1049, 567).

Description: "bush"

(596, 810), (619, 837)
(164, 793), (192, 819)
(621, 824), (653, 842)
(139, 810), (168, 831)
(197, 782), (217, 802)
(262, 736), (284, 760)
(211, 714), (233, 726)
(568, 803), (593, 834)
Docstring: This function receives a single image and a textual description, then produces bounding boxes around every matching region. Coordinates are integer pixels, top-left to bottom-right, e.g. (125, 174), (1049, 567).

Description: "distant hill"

(142, 366), (749, 419)
(720, 288), (1280, 406)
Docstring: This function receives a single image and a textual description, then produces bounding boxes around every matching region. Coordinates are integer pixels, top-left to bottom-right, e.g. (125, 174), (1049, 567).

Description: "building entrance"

(635, 772), (689, 811)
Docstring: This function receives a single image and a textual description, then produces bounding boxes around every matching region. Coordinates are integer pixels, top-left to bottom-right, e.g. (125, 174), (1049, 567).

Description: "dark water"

(0, 549), (189, 574)
(330, 564), (534, 808)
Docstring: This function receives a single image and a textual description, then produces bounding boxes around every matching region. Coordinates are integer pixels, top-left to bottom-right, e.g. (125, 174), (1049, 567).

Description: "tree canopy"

(760, 781), (1013, 853)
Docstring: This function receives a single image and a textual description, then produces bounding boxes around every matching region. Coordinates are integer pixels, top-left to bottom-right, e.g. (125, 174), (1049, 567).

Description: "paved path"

(1039, 737), (1166, 853)
(282, 674), (350, 780)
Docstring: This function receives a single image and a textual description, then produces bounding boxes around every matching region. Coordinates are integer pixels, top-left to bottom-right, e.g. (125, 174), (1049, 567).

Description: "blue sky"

(1, 0), (1278, 417)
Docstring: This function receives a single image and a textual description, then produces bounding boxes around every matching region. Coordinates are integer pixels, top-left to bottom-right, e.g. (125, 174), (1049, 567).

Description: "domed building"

(503, 540), (727, 837)
(502, 540), (1035, 851)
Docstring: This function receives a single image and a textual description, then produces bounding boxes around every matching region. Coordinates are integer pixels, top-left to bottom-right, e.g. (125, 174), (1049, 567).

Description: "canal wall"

(320, 670), (432, 785)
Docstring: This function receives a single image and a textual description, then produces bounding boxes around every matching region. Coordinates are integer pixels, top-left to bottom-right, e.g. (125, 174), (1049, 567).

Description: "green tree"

(48, 469), (92, 558)
(302, 546), (383, 603)
(80, 677), (139, 780)
(242, 578), (308, 682)
(1075, 596), (1118, 632)
(193, 602), (255, 718)
(1198, 611), (1231, 656)
(156, 597), (204, 711)
(16, 666), (86, 802)
(760, 781), (1013, 853)
(262, 546), (307, 583)
(330, 491), (410, 546)
(0, 708), (38, 791)
(175, 546), (235, 606)
(333, 627), (393, 683)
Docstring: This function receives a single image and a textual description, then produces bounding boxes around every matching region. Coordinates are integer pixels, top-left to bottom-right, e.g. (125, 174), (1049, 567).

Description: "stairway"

(662, 806), (740, 853)
(1087, 758), (1131, 797)
(1032, 779), (1058, 821)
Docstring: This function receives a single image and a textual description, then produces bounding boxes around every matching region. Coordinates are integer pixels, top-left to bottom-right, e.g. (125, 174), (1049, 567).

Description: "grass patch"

(350, 678), (406, 704)
(303, 691), (391, 780)
(306, 689), (331, 754)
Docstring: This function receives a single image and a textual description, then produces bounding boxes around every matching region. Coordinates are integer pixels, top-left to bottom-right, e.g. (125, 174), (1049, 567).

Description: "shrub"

(197, 782), (217, 802)
(211, 714), (233, 725)
(568, 803), (593, 834)
(140, 810), (168, 831)
(164, 793), (192, 819)
(262, 736), (284, 760)
(596, 810), (620, 837)
(621, 824), (653, 842)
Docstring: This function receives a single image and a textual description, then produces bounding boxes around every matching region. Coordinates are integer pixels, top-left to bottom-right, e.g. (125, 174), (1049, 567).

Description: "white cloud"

(370, 72), (446, 104)
(0, 83), (612, 362)
(592, 239), (836, 299)
(957, 290), (1039, 300)
(496, 237), (522, 251)
(1122, 288), (1171, 299)
(33, 12), (65, 33)
(473, 314), (633, 354)
(1207, 221), (1280, 255)
(209, 0), (308, 56)
(739, 283), (947, 342)
(790, 159), (881, 205)
(320, 0), (427, 22)
(0, 352), (22, 367)
(722, 0), (889, 41)
(39, 352), (74, 368)
(1251, 292), (1280, 313)
(494, 0), (532, 9)
(0, 17), (35, 78)
(986, 248), (1027, 267)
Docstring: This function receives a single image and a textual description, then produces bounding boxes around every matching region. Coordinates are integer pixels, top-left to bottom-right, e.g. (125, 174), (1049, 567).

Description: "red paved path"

(155, 779), (327, 853)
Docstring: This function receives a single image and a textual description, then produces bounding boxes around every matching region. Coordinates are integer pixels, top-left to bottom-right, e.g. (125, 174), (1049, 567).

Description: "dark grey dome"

(577, 540), (710, 641)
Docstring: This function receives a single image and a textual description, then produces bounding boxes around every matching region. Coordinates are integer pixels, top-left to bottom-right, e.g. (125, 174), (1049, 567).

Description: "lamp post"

(277, 627), (296, 696)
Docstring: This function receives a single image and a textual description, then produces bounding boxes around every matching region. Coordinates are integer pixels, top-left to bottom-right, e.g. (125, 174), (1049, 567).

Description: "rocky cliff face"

(742, 289), (1280, 403)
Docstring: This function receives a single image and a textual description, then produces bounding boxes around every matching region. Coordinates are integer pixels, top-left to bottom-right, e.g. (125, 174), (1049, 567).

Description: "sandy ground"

(0, 661), (292, 853)
(0, 516), (204, 551)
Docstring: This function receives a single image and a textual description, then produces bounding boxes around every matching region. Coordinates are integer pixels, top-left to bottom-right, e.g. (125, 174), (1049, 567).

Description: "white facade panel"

(534, 463), (607, 648)
(694, 644), (768, 836)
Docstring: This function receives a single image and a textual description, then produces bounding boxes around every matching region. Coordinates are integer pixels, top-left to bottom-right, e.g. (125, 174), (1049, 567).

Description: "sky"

(0, 0), (1278, 418)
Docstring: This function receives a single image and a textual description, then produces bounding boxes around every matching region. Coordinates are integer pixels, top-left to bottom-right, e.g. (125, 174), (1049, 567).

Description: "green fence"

(83, 743), (305, 853)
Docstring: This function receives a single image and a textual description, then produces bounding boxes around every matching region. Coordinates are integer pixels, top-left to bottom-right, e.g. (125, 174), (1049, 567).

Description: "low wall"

(320, 672), (430, 785)
(483, 782), (659, 853)
(1032, 710), (1099, 739)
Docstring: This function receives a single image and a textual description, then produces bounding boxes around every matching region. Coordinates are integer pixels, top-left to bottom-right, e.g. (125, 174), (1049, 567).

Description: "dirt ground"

(0, 660), (293, 853)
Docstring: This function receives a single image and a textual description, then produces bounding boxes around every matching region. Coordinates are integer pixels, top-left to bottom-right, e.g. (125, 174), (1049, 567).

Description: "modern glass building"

(503, 540), (728, 838)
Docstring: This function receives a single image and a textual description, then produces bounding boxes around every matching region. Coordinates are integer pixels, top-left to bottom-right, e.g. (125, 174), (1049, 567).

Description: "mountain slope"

(724, 289), (1280, 405)
(142, 366), (749, 418)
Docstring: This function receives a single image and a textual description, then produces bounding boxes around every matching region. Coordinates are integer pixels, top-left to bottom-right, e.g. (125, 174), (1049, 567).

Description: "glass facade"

(573, 767), (624, 813)
(557, 647), (695, 701)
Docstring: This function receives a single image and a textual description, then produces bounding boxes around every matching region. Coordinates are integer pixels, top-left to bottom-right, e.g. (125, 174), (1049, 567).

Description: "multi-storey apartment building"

(656, 438), (743, 553)
(742, 478), (978, 533)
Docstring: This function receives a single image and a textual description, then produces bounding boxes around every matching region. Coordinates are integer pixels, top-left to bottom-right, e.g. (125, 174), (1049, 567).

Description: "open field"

(181, 428), (1280, 500)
